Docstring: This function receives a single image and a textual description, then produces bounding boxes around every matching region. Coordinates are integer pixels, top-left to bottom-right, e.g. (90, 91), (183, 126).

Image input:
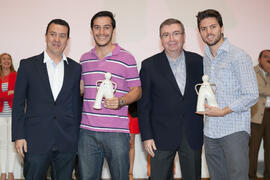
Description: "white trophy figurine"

(195, 75), (219, 112)
(93, 72), (117, 110)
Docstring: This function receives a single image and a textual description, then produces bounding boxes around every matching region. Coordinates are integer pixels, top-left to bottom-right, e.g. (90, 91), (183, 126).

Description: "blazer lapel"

(34, 53), (54, 100)
(183, 51), (191, 97)
(157, 51), (183, 97)
(56, 60), (71, 101)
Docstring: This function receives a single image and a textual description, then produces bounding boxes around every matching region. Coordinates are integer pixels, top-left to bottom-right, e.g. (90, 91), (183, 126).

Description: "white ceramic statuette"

(195, 75), (219, 112)
(93, 72), (117, 110)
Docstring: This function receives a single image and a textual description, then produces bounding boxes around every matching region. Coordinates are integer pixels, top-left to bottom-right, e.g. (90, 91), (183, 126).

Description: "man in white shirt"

(12, 19), (81, 180)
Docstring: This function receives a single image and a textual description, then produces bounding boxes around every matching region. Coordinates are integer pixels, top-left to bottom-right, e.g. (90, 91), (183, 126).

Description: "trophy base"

(196, 110), (205, 112)
(93, 106), (102, 110)
(196, 107), (205, 112)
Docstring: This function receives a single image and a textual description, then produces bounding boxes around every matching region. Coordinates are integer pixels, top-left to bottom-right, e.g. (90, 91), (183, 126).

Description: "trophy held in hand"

(93, 72), (117, 110)
(195, 75), (218, 112)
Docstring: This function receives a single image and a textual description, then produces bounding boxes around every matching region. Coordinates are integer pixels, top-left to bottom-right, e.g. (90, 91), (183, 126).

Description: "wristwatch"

(119, 97), (124, 107)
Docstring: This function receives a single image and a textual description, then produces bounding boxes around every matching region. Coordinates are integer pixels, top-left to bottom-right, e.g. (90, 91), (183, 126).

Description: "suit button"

(54, 102), (56, 105)
(54, 116), (56, 119)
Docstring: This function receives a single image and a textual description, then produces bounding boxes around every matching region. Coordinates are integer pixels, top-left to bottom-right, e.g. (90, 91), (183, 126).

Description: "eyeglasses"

(161, 31), (184, 39)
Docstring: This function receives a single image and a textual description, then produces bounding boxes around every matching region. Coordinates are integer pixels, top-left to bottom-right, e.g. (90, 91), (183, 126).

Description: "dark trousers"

(249, 109), (270, 180)
(49, 154), (80, 180)
(74, 154), (80, 180)
(150, 133), (201, 180)
(24, 149), (76, 180)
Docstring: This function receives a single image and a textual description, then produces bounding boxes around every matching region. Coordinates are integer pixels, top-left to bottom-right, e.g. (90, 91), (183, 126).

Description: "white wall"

(1, 0), (269, 178)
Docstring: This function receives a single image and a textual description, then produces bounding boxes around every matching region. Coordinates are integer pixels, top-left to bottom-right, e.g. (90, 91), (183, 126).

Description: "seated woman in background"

(0, 53), (17, 180)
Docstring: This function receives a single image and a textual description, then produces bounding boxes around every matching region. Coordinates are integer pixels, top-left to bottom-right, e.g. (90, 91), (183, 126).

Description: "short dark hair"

(159, 18), (185, 37)
(91, 11), (116, 29)
(196, 9), (223, 31)
(46, 19), (70, 38)
(259, 49), (270, 59)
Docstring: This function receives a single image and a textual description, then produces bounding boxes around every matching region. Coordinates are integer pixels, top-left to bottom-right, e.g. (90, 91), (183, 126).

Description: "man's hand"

(104, 86), (141, 110)
(143, 139), (157, 157)
(80, 80), (84, 96)
(196, 104), (232, 117)
(15, 139), (27, 158)
(104, 97), (121, 109)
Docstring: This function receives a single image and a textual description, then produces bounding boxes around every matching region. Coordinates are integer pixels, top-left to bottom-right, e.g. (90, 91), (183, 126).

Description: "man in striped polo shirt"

(78, 11), (141, 180)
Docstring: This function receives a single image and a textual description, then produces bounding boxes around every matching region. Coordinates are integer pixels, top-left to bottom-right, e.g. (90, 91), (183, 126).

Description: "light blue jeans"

(78, 128), (130, 180)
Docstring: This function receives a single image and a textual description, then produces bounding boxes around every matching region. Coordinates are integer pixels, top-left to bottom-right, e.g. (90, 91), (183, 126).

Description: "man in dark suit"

(12, 19), (81, 180)
(138, 18), (203, 180)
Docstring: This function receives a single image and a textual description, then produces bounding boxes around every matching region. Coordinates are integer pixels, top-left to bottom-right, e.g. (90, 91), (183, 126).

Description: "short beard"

(205, 33), (223, 47)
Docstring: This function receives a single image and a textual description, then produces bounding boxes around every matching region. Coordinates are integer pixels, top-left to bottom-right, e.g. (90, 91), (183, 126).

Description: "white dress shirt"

(167, 51), (186, 95)
(44, 51), (67, 101)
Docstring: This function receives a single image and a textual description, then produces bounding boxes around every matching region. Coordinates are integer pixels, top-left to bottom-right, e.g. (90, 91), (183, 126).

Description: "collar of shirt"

(90, 43), (120, 59)
(43, 51), (66, 101)
(259, 66), (268, 77)
(43, 51), (68, 65)
(166, 50), (185, 67)
(166, 51), (186, 94)
(205, 38), (230, 62)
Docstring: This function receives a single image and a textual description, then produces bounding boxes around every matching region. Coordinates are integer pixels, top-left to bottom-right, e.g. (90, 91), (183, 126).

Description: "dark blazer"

(138, 50), (203, 150)
(12, 53), (81, 153)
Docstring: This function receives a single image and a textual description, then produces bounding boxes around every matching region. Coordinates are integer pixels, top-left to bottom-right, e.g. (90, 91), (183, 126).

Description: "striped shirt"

(80, 44), (141, 133)
(0, 82), (12, 117)
(203, 38), (258, 138)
